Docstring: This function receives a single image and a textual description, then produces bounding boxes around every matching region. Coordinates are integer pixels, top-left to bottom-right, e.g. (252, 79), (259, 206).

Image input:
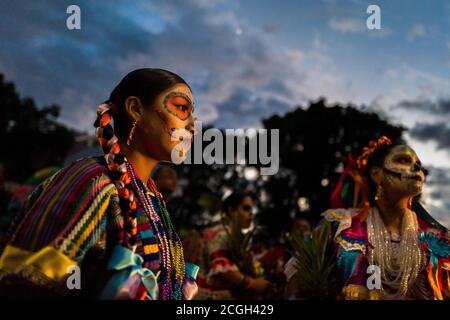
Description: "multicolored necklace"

(127, 162), (185, 300)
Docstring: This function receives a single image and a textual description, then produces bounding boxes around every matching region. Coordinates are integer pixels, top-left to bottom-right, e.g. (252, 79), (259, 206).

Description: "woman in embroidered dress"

(285, 136), (450, 300)
(196, 192), (273, 299)
(0, 68), (199, 300)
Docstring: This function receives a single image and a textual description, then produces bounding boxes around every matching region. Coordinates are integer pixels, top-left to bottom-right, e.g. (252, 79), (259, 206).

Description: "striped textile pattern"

(8, 157), (119, 263)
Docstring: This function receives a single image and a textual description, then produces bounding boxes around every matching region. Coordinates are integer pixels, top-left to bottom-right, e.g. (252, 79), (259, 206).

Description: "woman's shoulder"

(320, 207), (362, 232)
(321, 207), (362, 221)
(34, 156), (118, 203)
(51, 156), (113, 186)
(61, 155), (109, 173)
(320, 208), (368, 251)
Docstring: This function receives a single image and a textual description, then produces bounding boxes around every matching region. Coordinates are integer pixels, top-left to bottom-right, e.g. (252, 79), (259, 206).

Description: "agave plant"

(223, 214), (256, 276)
(290, 219), (342, 299)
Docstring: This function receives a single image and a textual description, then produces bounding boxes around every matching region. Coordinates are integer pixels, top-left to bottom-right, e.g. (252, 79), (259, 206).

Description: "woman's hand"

(247, 277), (272, 293)
(348, 169), (363, 186)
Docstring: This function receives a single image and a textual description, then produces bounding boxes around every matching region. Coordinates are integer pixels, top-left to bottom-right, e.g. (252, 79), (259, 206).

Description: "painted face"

(382, 145), (426, 197)
(137, 83), (196, 163)
(162, 91), (195, 121)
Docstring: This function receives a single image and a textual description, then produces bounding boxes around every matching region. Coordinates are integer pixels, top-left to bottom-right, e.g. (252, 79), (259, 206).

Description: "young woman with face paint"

(285, 136), (450, 300)
(196, 192), (274, 300)
(0, 69), (199, 300)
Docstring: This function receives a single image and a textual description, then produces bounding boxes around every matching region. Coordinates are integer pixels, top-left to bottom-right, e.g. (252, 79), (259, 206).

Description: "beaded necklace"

(367, 207), (426, 298)
(127, 162), (185, 300)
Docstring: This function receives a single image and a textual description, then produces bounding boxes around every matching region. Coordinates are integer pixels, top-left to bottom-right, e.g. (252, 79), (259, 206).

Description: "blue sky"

(0, 0), (449, 225)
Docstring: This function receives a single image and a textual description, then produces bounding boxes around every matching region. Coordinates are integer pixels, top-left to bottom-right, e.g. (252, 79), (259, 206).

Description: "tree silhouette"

(258, 98), (404, 237)
(170, 98), (405, 242)
(0, 74), (76, 182)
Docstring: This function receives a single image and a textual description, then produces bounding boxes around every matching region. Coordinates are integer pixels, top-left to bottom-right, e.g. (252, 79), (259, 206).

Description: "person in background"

(283, 214), (313, 298)
(252, 229), (290, 299)
(290, 215), (312, 239)
(152, 164), (178, 201)
(0, 166), (60, 250)
(197, 192), (273, 299)
(286, 136), (450, 300)
(0, 162), (11, 239)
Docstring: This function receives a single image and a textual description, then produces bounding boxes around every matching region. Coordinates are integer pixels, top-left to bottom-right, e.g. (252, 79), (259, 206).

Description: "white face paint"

(382, 145), (426, 197)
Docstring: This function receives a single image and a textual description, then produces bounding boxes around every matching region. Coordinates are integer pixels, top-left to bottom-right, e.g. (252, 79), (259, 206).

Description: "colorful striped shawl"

(0, 157), (123, 296)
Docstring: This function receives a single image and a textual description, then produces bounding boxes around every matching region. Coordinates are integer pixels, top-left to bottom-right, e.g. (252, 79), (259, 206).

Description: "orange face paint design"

(162, 91), (194, 121)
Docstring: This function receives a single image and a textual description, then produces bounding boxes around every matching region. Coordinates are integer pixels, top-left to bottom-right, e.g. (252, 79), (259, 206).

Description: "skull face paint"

(152, 84), (196, 163)
(162, 91), (195, 121)
(382, 145), (426, 197)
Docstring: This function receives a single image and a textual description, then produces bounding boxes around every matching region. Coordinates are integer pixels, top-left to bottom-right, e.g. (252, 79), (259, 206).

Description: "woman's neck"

(121, 144), (158, 182)
(375, 196), (409, 234)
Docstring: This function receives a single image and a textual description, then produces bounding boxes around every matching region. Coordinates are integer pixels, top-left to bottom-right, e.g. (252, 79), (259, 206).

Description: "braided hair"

(93, 68), (189, 250)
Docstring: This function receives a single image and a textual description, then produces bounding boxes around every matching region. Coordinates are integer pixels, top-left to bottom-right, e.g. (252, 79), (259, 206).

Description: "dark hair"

(365, 143), (396, 205)
(108, 68), (190, 139)
(293, 214), (312, 225)
(222, 192), (253, 215)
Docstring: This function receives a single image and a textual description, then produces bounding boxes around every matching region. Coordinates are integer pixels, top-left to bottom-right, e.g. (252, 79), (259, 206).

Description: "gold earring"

(126, 120), (137, 146)
(374, 184), (382, 201)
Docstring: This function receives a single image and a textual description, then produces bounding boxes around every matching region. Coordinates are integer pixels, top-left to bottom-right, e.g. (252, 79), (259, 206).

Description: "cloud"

(410, 122), (450, 150)
(367, 26), (393, 38)
(427, 166), (450, 186)
(284, 50), (305, 64)
(384, 68), (399, 79)
(423, 166), (450, 228)
(113, 1), (303, 127)
(213, 87), (291, 128)
(382, 65), (450, 109)
(397, 98), (450, 115)
(0, 0), (375, 132)
(4, 0), (345, 131)
(0, 0), (162, 131)
(407, 23), (426, 42)
(328, 18), (363, 33)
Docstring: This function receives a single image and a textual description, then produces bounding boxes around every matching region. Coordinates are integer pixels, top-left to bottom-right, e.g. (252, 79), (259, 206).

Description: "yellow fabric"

(342, 284), (369, 300)
(0, 245), (77, 282)
(144, 244), (159, 255)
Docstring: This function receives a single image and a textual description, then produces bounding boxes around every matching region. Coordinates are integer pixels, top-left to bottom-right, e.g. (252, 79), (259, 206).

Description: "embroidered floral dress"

(285, 207), (450, 300)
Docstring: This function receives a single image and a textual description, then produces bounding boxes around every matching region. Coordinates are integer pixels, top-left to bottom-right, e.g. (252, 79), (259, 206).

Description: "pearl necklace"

(367, 207), (426, 298)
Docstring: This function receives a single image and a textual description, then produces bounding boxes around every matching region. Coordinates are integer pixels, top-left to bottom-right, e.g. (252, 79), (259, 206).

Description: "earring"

(408, 197), (413, 209)
(126, 120), (137, 146)
(374, 184), (382, 201)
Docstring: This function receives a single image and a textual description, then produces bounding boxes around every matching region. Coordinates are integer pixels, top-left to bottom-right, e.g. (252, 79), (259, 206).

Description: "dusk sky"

(1, 0), (449, 226)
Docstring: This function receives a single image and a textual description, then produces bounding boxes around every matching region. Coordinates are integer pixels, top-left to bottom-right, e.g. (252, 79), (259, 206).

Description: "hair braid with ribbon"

(94, 102), (138, 249)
